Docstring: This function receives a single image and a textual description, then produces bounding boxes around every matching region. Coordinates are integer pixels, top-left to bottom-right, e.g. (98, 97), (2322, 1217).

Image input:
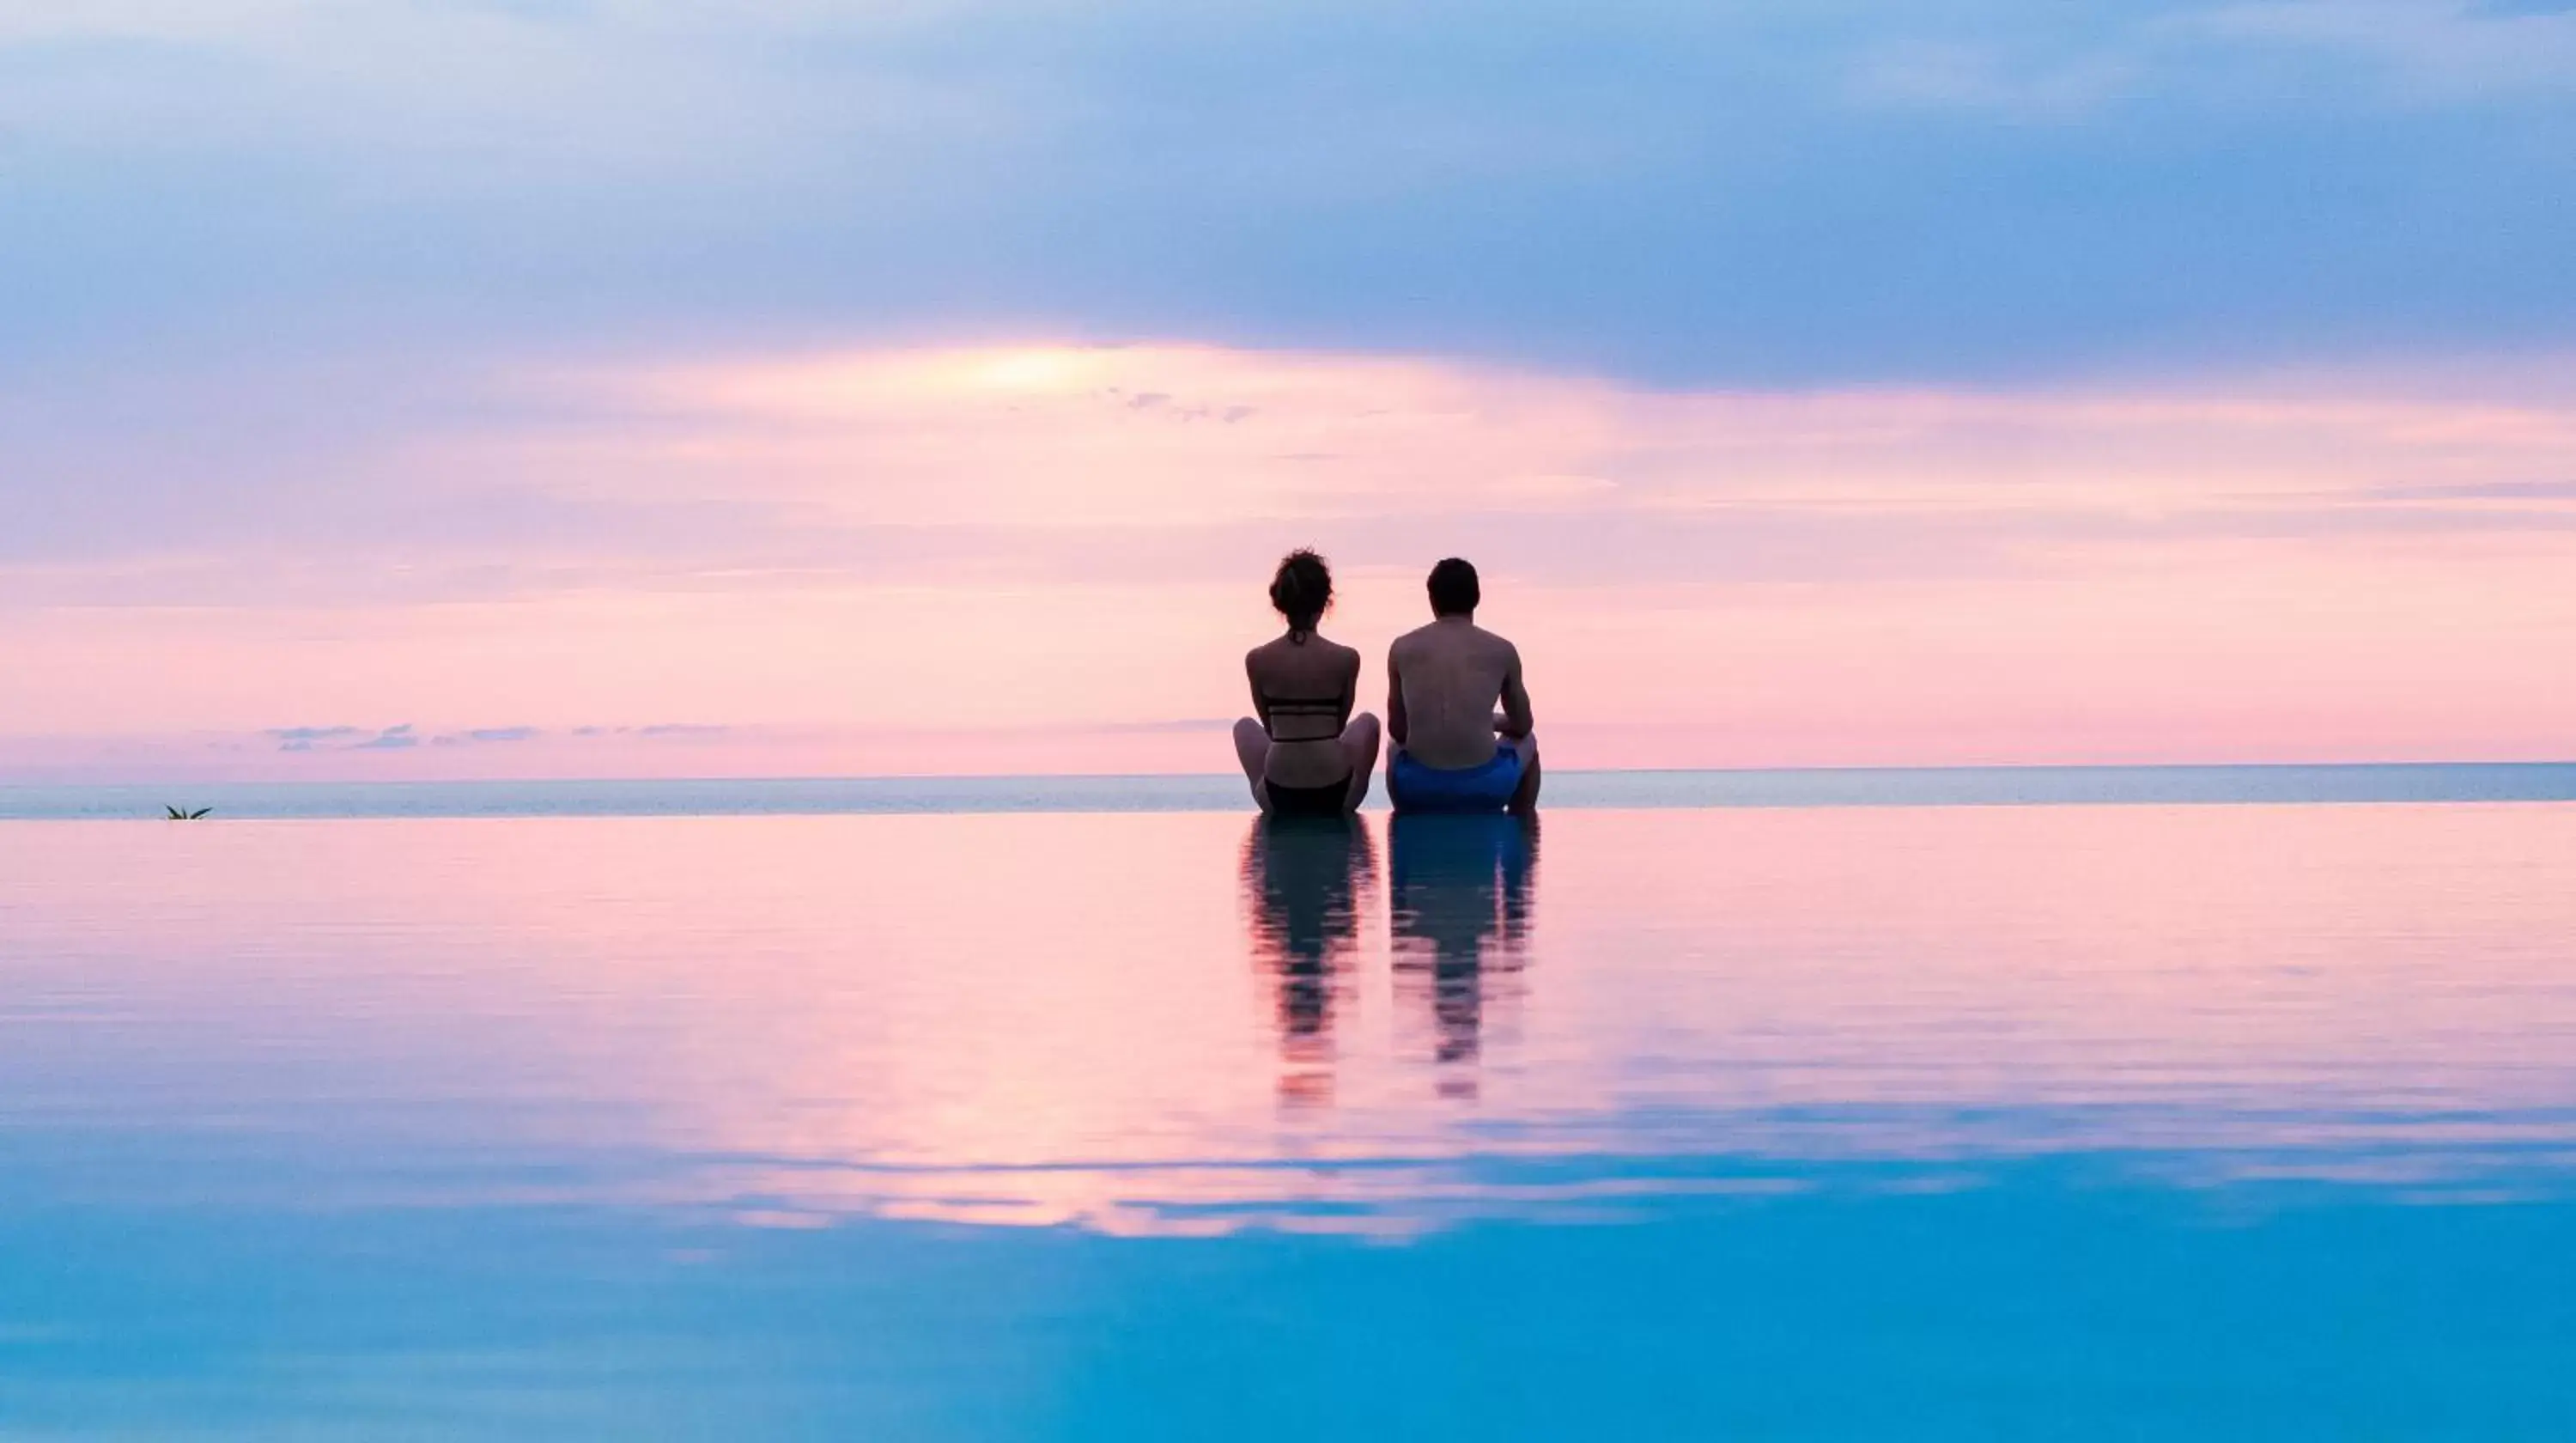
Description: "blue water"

(5, 801), (2575, 1437)
(5, 760), (2573, 819)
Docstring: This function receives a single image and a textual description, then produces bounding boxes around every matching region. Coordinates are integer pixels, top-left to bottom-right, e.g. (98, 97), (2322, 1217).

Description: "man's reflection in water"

(1239, 816), (1379, 1108)
(1389, 813), (1539, 1099)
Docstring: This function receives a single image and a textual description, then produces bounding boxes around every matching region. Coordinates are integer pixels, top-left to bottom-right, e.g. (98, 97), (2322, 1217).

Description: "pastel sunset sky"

(7, 0), (2574, 779)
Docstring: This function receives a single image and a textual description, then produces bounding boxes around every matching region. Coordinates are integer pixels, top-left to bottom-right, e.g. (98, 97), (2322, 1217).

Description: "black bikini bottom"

(1264, 776), (1352, 818)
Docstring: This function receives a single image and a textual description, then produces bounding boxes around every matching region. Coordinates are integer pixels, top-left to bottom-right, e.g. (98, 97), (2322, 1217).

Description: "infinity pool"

(5, 804), (2573, 1436)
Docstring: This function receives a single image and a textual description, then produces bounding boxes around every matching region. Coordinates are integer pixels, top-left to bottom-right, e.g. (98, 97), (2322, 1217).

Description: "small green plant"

(165, 806), (212, 820)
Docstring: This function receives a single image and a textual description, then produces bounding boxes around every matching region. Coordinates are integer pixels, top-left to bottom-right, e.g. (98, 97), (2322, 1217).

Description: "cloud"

(5, 335), (2559, 772)
(0, 1), (305, 44)
(2363, 478), (2576, 501)
(270, 723), (441, 753)
(430, 725), (543, 746)
(351, 724), (419, 751)
(2184, 0), (2576, 93)
(258, 721), (738, 755)
(1096, 718), (1236, 734)
(1846, 38), (2142, 115)
(5, 0), (2574, 387)
(265, 724), (362, 752)
(9, 341), (2576, 615)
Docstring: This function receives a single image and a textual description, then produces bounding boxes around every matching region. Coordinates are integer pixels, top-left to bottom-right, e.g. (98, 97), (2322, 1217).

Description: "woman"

(1234, 550), (1381, 815)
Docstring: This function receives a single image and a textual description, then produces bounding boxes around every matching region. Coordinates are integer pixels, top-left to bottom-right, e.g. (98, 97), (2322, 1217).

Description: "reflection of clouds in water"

(1239, 817), (1378, 1107)
(1390, 814), (1538, 1097)
(15, 807), (2576, 1237)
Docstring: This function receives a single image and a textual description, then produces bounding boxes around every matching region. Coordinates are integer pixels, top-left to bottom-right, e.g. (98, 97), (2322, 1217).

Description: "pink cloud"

(7, 342), (2574, 776)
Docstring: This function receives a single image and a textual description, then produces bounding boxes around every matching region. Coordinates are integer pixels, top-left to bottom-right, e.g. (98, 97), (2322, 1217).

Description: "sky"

(4, 0), (2575, 778)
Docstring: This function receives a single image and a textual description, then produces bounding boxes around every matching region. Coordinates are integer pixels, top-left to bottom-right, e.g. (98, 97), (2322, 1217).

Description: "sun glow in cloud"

(5, 339), (2575, 778)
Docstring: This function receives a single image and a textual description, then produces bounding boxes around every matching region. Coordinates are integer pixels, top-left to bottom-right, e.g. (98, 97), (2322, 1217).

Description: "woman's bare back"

(1245, 633), (1362, 787)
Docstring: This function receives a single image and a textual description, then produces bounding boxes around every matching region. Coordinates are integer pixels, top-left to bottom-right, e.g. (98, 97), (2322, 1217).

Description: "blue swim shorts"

(1388, 746), (1524, 813)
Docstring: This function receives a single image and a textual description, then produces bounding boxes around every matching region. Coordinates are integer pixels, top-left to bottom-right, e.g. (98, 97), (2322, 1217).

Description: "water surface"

(7, 759), (2573, 819)
(4, 804), (2573, 1436)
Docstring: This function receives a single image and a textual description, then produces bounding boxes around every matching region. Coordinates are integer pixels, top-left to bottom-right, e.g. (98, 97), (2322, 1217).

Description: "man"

(1385, 557), (1540, 813)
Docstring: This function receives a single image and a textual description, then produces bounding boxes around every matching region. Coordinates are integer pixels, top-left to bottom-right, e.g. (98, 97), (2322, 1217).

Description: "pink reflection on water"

(1238, 818), (1377, 1110)
(3, 803), (2574, 1232)
(1387, 813), (1540, 1099)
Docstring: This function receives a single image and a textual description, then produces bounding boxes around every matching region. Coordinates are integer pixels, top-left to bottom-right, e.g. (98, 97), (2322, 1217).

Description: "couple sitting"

(1232, 551), (1540, 817)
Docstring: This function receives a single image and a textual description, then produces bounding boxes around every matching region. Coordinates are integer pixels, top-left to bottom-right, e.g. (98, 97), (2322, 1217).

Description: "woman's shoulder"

(1245, 636), (1299, 676)
(1282, 632), (1359, 665)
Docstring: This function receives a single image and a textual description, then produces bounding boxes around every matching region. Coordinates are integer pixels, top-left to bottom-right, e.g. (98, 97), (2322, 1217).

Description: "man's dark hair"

(1426, 557), (1479, 618)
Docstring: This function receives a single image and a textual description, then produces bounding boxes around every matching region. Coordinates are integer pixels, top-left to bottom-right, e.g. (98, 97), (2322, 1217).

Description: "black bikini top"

(1261, 629), (1348, 740)
(1261, 691), (1346, 742)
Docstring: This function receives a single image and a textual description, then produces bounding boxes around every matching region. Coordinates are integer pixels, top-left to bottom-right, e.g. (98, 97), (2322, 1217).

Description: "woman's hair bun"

(1269, 549), (1332, 628)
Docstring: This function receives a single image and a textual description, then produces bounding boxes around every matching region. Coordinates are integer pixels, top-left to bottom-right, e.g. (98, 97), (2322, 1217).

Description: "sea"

(4, 764), (2573, 1438)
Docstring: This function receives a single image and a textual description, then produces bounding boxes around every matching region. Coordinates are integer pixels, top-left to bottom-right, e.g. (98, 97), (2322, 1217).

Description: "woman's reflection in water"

(1390, 813), (1539, 1100)
(1239, 815), (1379, 1108)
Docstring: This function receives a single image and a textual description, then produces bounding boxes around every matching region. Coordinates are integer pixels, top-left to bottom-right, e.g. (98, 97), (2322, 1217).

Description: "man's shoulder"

(1391, 619), (1518, 658)
(1461, 623), (1519, 663)
(1388, 623), (1442, 656)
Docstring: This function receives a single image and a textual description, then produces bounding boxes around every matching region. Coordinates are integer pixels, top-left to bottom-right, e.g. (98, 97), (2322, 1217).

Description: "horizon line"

(8, 758), (2576, 791)
(6, 761), (2573, 822)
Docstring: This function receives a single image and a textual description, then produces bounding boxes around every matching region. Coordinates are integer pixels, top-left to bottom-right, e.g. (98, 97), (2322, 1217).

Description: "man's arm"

(1386, 644), (1410, 746)
(1495, 645), (1534, 739)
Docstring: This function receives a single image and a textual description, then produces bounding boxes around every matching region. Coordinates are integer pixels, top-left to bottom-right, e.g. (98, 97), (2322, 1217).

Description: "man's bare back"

(1385, 557), (1540, 813)
(1388, 618), (1528, 769)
